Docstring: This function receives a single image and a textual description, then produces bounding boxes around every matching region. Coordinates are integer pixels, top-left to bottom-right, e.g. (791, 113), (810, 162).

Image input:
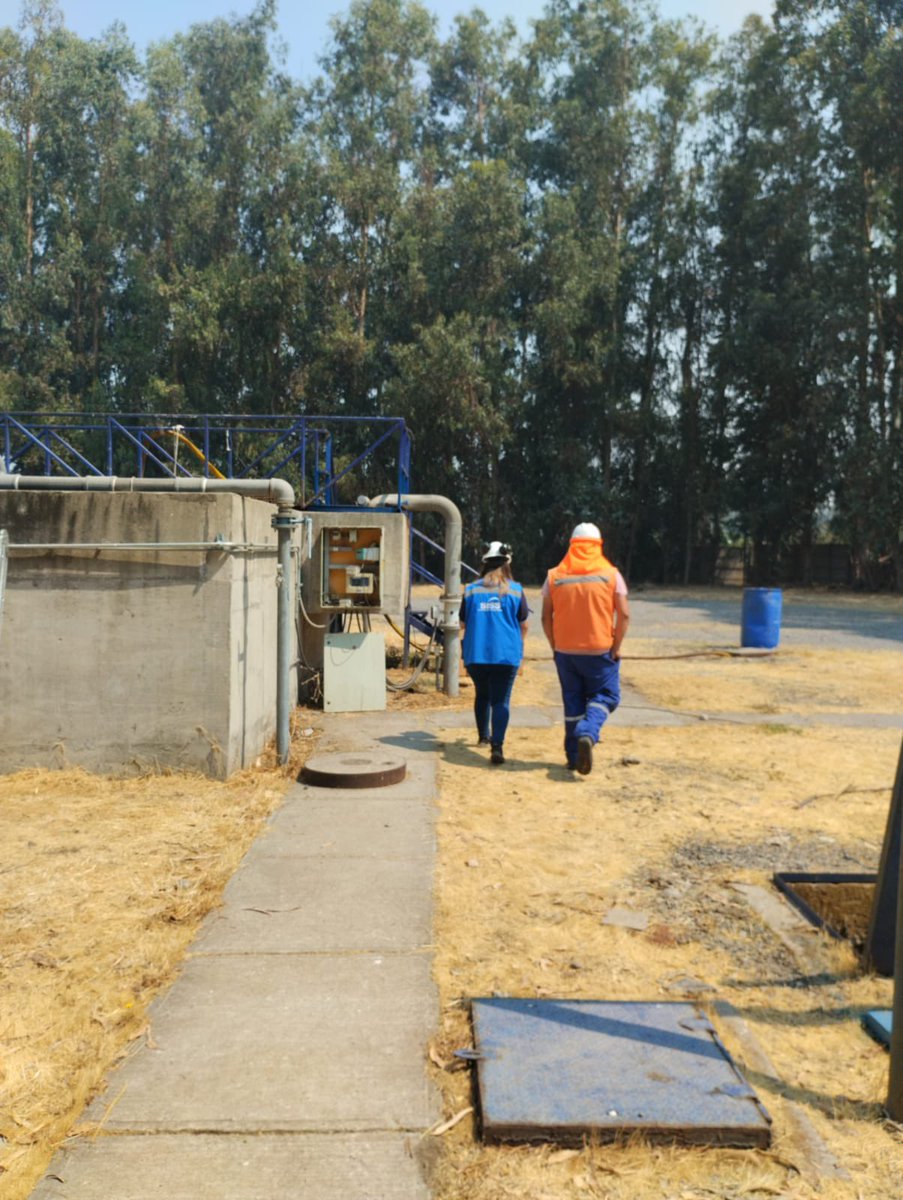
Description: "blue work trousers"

(467, 663), (519, 747)
(553, 651), (620, 765)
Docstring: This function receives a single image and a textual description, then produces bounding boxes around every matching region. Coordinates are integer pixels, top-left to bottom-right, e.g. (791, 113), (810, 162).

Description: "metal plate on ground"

(300, 750), (406, 789)
(471, 998), (771, 1148)
(862, 1009), (892, 1048)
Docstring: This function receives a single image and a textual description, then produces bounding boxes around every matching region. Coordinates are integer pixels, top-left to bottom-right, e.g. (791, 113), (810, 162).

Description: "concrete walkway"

(33, 714), (441, 1200)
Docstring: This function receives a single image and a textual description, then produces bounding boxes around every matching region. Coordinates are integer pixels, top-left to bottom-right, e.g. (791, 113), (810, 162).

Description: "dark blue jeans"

(553, 651), (621, 765)
(467, 663), (519, 747)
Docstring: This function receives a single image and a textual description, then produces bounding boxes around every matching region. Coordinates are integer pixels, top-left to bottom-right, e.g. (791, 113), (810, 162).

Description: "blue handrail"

(0, 412), (413, 509)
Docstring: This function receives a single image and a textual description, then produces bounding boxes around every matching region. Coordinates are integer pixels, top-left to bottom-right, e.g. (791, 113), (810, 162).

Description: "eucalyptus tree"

(775, 0), (903, 588)
(304, 0), (436, 414)
(428, 8), (522, 168)
(386, 10), (533, 549)
(125, 1), (306, 415)
(39, 25), (138, 406)
(618, 16), (715, 581)
(706, 15), (834, 583)
(514, 0), (657, 570)
(0, 0), (83, 406)
(386, 158), (530, 545)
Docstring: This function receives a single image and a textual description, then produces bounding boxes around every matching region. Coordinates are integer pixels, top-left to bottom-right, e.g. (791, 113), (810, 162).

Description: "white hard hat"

(482, 540), (512, 562)
(570, 522), (601, 540)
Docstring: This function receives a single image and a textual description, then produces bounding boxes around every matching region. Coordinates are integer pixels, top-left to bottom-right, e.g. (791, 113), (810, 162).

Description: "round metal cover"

(300, 750), (407, 789)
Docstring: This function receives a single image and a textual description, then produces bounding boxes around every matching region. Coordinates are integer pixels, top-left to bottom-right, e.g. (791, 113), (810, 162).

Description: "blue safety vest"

(461, 580), (526, 667)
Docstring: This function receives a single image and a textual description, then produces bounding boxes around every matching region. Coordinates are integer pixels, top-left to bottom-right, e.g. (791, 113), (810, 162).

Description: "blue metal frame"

(0, 413), (412, 510)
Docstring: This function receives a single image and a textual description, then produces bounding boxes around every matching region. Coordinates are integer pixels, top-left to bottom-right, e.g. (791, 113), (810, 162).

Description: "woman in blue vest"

(460, 541), (529, 765)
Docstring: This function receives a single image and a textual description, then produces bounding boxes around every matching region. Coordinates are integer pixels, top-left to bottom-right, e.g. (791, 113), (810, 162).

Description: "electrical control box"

(299, 511), (408, 620)
(320, 525), (383, 610)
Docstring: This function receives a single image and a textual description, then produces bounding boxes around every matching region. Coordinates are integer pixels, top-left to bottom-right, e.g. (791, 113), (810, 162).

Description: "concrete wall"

(0, 491), (293, 777)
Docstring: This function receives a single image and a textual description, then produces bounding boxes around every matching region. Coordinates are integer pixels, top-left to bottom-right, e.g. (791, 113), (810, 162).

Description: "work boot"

(490, 744), (505, 765)
(576, 736), (593, 776)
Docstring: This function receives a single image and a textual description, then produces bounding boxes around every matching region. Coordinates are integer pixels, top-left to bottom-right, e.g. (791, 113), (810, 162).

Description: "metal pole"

(363, 493), (462, 698)
(886, 737), (903, 1118)
(0, 529), (8, 646)
(274, 509), (295, 765)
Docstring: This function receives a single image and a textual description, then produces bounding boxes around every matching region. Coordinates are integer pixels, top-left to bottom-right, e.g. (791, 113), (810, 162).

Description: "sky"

(5, 0), (774, 80)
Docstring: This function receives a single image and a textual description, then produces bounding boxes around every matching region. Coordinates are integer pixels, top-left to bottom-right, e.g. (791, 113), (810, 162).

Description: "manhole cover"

(471, 998), (771, 1148)
(300, 750), (406, 789)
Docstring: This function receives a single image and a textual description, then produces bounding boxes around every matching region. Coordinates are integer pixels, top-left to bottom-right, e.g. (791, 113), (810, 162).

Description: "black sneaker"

(490, 744), (505, 764)
(565, 761), (577, 771)
(576, 736), (593, 775)
(477, 736), (491, 746)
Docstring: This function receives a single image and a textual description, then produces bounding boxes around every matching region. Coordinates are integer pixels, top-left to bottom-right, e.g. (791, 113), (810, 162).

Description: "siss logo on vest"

(478, 600), (502, 612)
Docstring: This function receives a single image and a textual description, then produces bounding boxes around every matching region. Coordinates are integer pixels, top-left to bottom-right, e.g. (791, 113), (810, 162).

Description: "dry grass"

(426, 624), (903, 1200)
(3, 587), (903, 1200)
(0, 723), (319, 1200)
(625, 641), (903, 716)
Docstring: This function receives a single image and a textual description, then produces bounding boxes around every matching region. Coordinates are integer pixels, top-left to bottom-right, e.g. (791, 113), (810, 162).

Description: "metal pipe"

(0, 474), (297, 764)
(274, 512), (294, 764)
(886, 738), (903, 1119)
(0, 472), (295, 508)
(0, 528), (8, 646)
(6, 541), (281, 552)
(363, 493), (462, 697)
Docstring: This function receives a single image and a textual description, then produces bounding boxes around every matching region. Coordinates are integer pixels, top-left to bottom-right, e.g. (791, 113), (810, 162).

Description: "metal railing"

(0, 412), (413, 508)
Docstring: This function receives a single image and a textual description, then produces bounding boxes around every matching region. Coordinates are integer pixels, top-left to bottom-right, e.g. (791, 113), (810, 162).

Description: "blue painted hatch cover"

(862, 1009), (892, 1048)
(471, 998), (772, 1148)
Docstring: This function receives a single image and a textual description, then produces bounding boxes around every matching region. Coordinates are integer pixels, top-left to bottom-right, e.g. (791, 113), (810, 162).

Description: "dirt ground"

(2, 587), (903, 1199)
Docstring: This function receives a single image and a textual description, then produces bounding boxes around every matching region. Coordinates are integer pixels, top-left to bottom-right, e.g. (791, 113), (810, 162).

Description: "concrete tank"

(0, 490), (297, 777)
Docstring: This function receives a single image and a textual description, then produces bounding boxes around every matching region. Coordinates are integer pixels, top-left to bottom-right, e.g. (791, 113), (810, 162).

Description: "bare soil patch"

(790, 881), (877, 948)
(625, 642), (903, 716)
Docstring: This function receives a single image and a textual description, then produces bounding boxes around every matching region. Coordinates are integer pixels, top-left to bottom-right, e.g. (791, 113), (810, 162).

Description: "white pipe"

(363, 493), (462, 697)
(0, 528), (8, 647)
(6, 542), (280, 552)
(0, 474), (296, 764)
(0, 472), (295, 508)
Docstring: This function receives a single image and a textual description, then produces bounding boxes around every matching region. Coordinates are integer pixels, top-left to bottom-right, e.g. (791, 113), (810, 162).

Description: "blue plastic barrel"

(741, 587), (782, 649)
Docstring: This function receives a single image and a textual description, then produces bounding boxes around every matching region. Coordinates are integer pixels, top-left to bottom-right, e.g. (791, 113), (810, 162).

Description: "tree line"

(1, 0), (901, 585)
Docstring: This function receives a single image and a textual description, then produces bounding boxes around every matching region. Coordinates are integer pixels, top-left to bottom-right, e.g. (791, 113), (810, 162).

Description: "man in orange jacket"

(541, 522), (630, 775)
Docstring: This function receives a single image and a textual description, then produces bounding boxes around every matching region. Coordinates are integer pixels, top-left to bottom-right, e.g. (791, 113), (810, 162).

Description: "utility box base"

(323, 633), (386, 713)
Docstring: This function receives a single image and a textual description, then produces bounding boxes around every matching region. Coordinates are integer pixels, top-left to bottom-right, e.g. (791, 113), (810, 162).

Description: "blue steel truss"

(0, 412), (413, 509)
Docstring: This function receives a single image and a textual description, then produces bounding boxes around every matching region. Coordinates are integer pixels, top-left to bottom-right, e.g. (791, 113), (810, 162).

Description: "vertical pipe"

(403, 516), (413, 668)
(887, 746), (903, 1117)
(0, 528), (8, 646)
(364, 493), (461, 697)
(275, 508), (294, 765)
(301, 418), (307, 505)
